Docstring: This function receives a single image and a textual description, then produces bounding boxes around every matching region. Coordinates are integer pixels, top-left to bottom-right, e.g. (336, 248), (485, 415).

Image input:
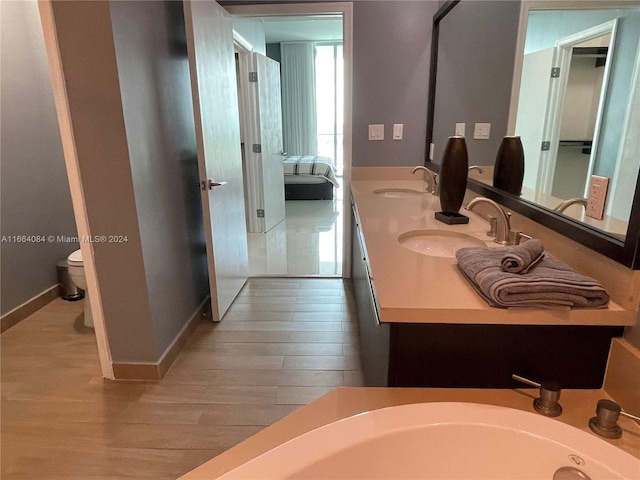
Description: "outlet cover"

(455, 123), (466, 136)
(368, 124), (384, 141)
(393, 123), (403, 140)
(586, 175), (609, 220)
(474, 123), (491, 140)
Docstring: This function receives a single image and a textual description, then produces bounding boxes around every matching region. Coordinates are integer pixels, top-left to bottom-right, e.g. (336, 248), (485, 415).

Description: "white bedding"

(283, 156), (339, 187)
(284, 175), (328, 185)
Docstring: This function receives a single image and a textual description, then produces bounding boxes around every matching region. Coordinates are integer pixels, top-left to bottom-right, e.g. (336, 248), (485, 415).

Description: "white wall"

(608, 57), (640, 221)
(233, 18), (266, 55)
(560, 57), (605, 140)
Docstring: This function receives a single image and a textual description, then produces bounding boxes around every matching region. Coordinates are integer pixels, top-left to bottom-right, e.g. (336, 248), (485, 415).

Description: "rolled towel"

(456, 246), (609, 309)
(501, 238), (545, 273)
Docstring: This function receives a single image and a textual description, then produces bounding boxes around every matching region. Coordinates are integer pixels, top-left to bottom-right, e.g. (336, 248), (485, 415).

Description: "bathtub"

(217, 402), (639, 479)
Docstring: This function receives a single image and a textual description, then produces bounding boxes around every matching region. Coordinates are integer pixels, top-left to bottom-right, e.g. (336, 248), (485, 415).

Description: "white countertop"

(350, 179), (635, 326)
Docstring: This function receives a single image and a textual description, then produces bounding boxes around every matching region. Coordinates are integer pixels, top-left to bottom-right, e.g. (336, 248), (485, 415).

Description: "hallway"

(1, 278), (362, 479)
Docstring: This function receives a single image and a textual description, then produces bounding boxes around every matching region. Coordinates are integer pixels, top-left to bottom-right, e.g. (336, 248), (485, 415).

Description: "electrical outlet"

(455, 123), (466, 136)
(368, 124), (384, 141)
(429, 143), (435, 161)
(585, 175), (609, 220)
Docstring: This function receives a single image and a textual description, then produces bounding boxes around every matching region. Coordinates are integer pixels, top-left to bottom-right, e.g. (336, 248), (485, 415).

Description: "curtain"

(280, 42), (317, 156)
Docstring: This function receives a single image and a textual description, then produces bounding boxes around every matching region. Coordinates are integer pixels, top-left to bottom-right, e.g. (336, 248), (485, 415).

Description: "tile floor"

(247, 183), (344, 276)
(1, 277), (362, 479)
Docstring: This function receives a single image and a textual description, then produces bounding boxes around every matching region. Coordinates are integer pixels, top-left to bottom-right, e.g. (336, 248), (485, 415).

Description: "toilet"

(67, 249), (93, 328)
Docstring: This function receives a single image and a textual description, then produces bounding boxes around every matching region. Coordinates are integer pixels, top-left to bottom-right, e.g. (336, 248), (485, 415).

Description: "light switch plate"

(368, 124), (384, 141)
(392, 124), (403, 140)
(474, 123), (491, 140)
(455, 123), (466, 136)
(586, 175), (609, 220)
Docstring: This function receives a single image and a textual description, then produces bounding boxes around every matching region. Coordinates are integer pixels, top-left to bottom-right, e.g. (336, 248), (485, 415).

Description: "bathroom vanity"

(350, 178), (635, 388)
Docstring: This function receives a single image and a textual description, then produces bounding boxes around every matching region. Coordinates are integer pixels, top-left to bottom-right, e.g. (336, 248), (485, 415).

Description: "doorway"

(227, 3), (353, 278)
(535, 20), (617, 200)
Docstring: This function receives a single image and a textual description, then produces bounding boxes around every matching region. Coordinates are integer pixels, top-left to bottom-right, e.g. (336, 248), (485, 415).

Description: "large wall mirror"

(426, 0), (640, 268)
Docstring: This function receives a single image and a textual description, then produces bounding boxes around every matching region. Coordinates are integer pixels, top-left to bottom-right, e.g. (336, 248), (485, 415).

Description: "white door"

(515, 47), (554, 198)
(184, 0), (249, 321)
(254, 52), (286, 232)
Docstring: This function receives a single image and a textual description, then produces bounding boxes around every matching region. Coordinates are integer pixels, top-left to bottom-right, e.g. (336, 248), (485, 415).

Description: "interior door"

(254, 52), (286, 232)
(515, 47), (554, 197)
(184, 0), (249, 321)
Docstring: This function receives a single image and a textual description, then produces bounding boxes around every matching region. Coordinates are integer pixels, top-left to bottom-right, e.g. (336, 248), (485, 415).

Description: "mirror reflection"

(470, 5), (640, 241)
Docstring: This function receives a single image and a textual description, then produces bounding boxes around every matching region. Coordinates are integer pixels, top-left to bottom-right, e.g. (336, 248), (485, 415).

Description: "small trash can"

(56, 260), (84, 301)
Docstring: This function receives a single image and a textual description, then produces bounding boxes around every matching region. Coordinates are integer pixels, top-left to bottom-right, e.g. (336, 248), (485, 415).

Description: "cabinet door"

(350, 208), (389, 386)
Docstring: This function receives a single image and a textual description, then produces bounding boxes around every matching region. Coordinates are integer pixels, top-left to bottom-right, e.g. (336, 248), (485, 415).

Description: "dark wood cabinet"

(350, 208), (389, 386)
(388, 323), (622, 388)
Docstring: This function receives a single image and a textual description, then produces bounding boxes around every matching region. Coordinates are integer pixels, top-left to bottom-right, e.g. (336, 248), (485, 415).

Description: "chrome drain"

(553, 466), (592, 480)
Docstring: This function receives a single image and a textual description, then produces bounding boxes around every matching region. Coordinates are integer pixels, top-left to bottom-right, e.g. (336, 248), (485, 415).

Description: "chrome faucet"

(554, 197), (588, 213)
(411, 166), (439, 195)
(466, 196), (512, 245)
(589, 399), (640, 439)
(512, 374), (562, 417)
(468, 165), (484, 174)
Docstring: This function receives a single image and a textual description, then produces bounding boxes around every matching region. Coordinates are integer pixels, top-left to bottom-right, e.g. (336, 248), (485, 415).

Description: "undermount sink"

(217, 403), (639, 479)
(373, 188), (426, 198)
(398, 229), (486, 257)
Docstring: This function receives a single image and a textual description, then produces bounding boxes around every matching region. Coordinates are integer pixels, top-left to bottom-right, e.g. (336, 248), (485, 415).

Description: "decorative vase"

(493, 136), (525, 196)
(437, 136), (468, 223)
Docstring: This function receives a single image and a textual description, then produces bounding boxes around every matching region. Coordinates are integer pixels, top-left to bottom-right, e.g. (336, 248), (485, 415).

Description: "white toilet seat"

(68, 249), (83, 267)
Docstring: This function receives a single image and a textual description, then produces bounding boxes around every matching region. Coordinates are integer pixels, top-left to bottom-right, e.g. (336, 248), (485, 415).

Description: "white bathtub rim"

(217, 401), (639, 479)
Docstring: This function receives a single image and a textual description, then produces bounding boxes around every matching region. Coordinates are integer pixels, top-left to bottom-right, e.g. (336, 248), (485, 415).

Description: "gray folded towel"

(501, 239), (545, 273)
(456, 246), (609, 309)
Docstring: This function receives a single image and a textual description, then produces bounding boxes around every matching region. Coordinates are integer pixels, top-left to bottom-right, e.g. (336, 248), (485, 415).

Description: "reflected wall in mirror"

(427, 0), (640, 268)
(512, 7), (640, 240)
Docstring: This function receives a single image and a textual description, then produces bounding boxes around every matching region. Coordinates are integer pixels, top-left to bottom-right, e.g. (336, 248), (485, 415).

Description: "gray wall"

(266, 43), (282, 63)
(352, 1), (438, 167)
(49, 0), (158, 362)
(432, 0), (521, 167)
(40, 0), (207, 365)
(109, 0), (209, 356)
(0, 0), (78, 315)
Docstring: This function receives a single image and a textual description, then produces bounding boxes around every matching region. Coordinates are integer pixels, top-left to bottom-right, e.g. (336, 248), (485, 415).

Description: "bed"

(283, 155), (339, 200)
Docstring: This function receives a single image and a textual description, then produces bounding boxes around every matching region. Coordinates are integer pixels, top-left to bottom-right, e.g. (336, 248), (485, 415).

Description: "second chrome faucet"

(466, 197), (512, 245)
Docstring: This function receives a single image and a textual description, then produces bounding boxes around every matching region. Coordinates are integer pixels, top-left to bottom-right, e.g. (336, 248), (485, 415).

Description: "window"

(315, 44), (344, 176)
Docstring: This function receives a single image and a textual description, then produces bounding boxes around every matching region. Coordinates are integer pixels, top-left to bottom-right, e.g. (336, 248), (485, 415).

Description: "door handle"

(201, 179), (227, 190)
